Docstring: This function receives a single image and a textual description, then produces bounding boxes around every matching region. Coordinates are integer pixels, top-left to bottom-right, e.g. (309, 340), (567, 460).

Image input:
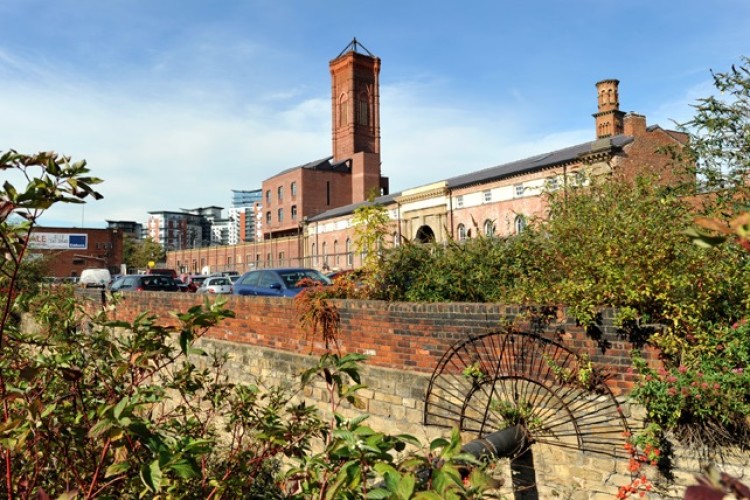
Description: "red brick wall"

(88, 292), (658, 396)
(32, 227), (124, 277)
(616, 116), (690, 185)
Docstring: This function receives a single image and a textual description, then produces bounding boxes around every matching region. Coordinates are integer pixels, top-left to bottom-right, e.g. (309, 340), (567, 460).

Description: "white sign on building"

(29, 232), (88, 250)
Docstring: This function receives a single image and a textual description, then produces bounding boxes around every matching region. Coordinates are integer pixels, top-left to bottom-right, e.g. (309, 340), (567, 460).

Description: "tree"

(124, 236), (166, 271)
(351, 198), (390, 272)
(676, 57), (750, 211)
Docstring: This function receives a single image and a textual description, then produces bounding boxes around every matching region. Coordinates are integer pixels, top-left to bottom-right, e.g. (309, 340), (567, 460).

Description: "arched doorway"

(415, 225), (435, 243)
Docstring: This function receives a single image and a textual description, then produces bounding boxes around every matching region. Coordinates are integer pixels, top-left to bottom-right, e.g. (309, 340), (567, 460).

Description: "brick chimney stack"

(593, 79), (625, 139)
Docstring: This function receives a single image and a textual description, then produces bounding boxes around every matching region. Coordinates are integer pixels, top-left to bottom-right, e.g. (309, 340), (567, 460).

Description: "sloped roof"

(308, 134), (634, 222)
(446, 134), (634, 189)
(266, 156), (351, 180)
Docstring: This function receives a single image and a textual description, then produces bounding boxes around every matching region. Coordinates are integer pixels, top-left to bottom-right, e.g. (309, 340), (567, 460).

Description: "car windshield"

(210, 278), (230, 286)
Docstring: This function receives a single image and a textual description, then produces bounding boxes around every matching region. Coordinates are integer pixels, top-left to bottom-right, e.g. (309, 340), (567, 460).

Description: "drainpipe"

(448, 187), (454, 240)
(396, 201), (402, 243)
(375, 426), (531, 496)
(315, 221), (319, 269)
(460, 425), (527, 461)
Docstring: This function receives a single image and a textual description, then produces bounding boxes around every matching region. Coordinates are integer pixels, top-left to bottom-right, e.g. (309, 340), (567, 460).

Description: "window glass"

(484, 220), (494, 237)
(483, 190), (491, 203)
(258, 271), (280, 288)
(457, 224), (467, 241)
(240, 271), (260, 286)
(514, 215), (527, 234)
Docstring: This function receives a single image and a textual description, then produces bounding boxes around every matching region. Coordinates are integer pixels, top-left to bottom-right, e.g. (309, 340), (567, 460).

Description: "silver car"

(196, 276), (233, 295)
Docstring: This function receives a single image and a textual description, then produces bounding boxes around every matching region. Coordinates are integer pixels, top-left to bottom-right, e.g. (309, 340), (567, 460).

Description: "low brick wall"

(85, 291), (651, 394)
(78, 291), (748, 498)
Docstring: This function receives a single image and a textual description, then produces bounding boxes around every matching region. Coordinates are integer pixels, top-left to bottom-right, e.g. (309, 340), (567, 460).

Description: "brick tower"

(330, 39), (385, 203)
(593, 79), (625, 139)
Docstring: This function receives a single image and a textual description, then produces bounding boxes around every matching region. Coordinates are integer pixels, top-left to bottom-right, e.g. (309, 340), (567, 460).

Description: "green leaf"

(113, 397), (128, 421)
(373, 462), (399, 478)
(140, 460), (163, 493)
(429, 438), (450, 451)
(366, 488), (393, 499)
(105, 461), (130, 478)
(168, 460), (199, 479)
(396, 473), (415, 500)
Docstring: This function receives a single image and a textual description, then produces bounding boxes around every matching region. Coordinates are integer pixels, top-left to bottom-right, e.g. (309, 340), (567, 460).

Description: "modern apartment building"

(228, 189), (262, 245)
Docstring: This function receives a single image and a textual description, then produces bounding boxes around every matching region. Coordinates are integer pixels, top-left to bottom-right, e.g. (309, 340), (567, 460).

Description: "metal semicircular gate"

(423, 330), (632, 498)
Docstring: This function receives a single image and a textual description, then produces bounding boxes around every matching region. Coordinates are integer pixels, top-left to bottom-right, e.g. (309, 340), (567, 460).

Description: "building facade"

(229, 189), (262, 245)
(165, 43), (687, 275)
(29, 226), (125, 278)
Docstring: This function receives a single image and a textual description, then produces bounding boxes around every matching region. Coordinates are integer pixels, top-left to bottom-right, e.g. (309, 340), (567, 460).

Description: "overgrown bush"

(1, 151), (504, 498)
(372, 230), (543, 304)
(630, 320), (750, 447)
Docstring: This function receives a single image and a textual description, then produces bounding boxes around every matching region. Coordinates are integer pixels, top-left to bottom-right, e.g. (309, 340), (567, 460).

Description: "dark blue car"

(233, 268), (331, 297)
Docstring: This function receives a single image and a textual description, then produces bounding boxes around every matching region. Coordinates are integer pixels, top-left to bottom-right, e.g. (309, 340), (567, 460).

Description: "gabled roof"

(307, 134), (635, 222)
(446, 134), (634, 189)
(265, 156), (351, 181)
(645, 125), (690, 144)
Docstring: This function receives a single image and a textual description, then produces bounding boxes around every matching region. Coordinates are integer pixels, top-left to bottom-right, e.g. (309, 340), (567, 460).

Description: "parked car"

(147, 268), (177, 279)
(109, 274), (179, 293)
(196, 276), (233, 295)
(80, 268), (112, 288)
(233, 268), (331, 297)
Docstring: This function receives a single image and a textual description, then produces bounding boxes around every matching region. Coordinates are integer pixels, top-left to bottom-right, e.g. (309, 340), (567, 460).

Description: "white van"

(79, 268), (111, 288)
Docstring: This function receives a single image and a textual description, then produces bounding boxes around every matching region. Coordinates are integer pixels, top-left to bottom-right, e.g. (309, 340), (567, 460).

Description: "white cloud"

(0, 52), (332, 226)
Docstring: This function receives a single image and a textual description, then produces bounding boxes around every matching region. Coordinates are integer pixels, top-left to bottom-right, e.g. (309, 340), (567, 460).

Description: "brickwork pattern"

(81, 291), (750, 497)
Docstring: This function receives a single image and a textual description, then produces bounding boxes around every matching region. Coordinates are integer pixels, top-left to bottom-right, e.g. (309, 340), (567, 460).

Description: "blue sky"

(1, 0), (748, 227)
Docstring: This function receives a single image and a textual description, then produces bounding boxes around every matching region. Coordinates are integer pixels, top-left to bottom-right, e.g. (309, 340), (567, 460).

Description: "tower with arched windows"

(593, 79), (625, 139)
(329, 39), (387, 203)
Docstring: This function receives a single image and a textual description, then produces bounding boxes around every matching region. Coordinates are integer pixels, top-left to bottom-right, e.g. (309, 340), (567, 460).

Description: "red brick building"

(259, 39), (389, 241)
(29, 226), (125, 278)
(166, 43), (687, 275)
